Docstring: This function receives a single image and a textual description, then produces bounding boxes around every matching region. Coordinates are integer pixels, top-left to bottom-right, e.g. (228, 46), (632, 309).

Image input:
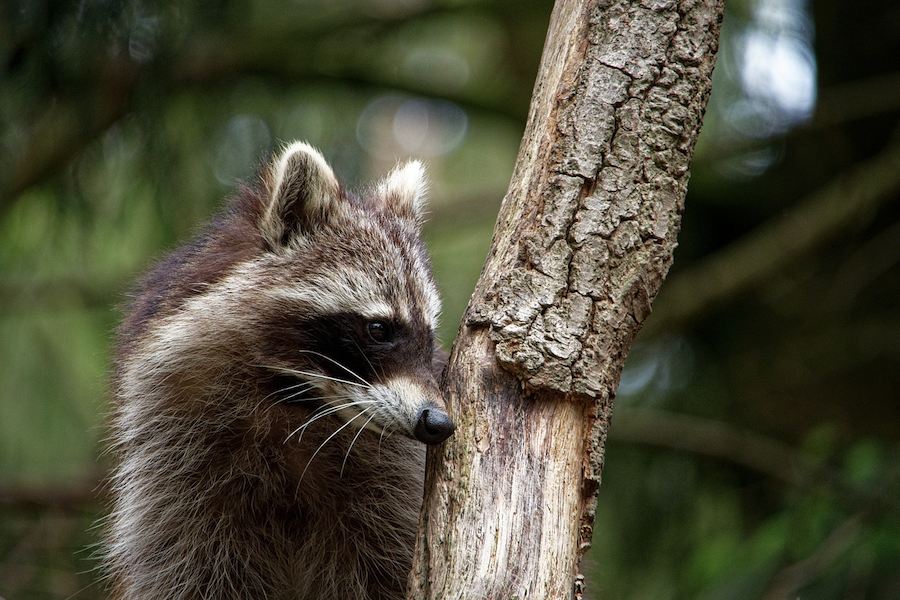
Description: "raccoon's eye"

(366, 320), (391, 343)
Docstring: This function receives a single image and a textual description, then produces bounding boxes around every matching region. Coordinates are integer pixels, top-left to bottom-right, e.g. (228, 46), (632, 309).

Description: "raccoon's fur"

(105, 142), (454, 600)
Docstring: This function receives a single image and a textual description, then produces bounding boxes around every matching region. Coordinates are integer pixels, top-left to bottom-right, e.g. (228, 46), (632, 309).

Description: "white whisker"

(299, 412), (368, 482)
(273, 367), (371, 389)
(274, 383), (321, 406)
(350, 338), (385, 384)
(295, 350), (370, 386)
(284, 401), (352, 443)
(284, 398), (374, 444)
(255, 381), (319, 412)
(341, 411), (378, 477)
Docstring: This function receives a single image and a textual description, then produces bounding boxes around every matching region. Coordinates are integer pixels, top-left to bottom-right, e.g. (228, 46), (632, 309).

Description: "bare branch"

(0, 476), (107, 511)
(644, 135), (900, 336)
(761, 517), (862, 600)
(609, 408), (830, 486)
(1, 4), (542, 207)
(813, 70), (900, 129)
(1, 58), (137, 205)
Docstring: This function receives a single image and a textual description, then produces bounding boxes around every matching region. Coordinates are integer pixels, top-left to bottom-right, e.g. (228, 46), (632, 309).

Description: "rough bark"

(408, 0), (723, 598)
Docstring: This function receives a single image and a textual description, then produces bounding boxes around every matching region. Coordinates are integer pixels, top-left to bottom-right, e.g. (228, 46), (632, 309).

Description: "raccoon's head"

(246, 142), (454, 445)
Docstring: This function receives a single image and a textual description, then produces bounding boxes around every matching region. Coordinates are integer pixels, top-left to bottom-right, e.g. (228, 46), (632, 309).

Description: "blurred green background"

(1, 0), (899, 598)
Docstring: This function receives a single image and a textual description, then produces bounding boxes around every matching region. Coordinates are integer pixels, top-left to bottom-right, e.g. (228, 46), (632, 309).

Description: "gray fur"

(105, 142), (449, 600)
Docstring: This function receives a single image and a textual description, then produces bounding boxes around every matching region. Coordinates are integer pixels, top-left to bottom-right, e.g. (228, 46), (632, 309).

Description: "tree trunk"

(408, 0), (723, 597)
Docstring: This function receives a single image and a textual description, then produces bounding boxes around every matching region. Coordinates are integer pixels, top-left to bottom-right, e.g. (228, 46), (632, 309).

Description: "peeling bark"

(408, 0), (722, 598)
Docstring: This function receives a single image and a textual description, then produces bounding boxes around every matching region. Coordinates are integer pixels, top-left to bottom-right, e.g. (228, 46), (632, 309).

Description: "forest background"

(1, 0), (898, 598)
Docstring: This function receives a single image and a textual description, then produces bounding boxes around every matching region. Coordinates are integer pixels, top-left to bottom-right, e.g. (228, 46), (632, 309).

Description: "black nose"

(414, 406), (455, 445)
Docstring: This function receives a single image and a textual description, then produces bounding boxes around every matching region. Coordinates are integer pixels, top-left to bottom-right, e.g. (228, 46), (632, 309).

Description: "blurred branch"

(1, 57), (137, 204)
(643, 135), (900, 336)
(731, 314), (900, 396)
(0, 3), (541, 209)
(0, 275), (125, 313)
(610, 408), (831, 487)
(0, 476), (106, 511)
(826, 216), (900, 310)
(0, 510), (77, 591)
(173, 33), (527, 119)
(611, 409), (900, 521)
(760, 516), (862, 600)
(695, 70), (900, 166)
(813, 70), (900, 129)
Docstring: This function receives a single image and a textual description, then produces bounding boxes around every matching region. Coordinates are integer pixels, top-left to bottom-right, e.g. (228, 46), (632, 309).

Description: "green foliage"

(2, 0), (900, 598)
(589, 435), (900, 600)
(0, 509), (102, 600)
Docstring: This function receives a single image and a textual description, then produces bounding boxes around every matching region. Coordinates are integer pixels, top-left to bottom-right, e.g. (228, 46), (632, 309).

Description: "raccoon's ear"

(375, 160), (428, 225)
(259, 141), (342, 249)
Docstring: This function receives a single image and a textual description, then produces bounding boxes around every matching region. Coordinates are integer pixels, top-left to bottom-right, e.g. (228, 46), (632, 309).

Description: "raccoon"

(105, 142), (454, 600)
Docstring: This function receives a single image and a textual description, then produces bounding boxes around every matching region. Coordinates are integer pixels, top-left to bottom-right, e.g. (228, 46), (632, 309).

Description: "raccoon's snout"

(414, 406), (455, 445)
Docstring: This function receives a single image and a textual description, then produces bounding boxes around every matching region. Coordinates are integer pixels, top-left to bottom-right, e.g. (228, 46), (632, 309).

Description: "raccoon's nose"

(414, 406), (455, 445)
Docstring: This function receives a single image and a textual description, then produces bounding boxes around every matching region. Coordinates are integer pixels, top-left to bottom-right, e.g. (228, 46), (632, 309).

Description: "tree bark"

(408, 0), (723, 598)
